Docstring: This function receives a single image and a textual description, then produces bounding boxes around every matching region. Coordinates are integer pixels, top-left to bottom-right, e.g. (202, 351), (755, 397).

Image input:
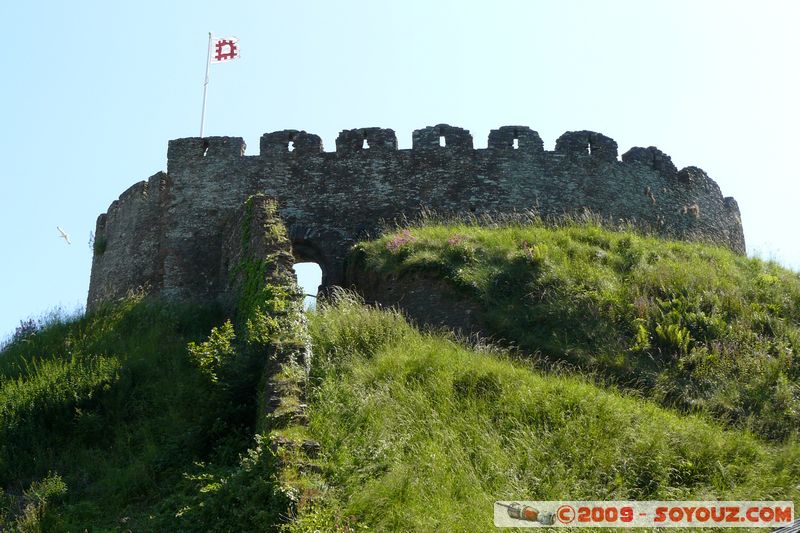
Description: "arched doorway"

(293, 261), (322, 309)
(290, 239), (328, 309)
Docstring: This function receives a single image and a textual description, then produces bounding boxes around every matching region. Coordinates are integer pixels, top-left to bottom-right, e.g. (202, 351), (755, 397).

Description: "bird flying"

(57, 226), (71, 245)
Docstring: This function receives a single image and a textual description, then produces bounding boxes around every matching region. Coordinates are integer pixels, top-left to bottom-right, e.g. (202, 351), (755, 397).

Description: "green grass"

(4, 219), (800, 530)
(353, 221), (800, 440)
(0, 196), (314, 531)
(0, 295), (286, 530)
(0, 354), (121, 484)
(292, 294), (800, 532)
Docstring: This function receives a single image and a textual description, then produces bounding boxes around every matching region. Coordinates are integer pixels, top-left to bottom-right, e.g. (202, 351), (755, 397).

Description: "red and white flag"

(210, 36), (240, 63)
(200, 33), (240, 137)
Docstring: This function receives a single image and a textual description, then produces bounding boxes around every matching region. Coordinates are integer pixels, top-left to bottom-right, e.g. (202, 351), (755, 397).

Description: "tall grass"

(0, 295), (260, 529)
(0, 283), (307, 529)
(0, 355), (120, 483)
(3, 219), (799, 530)
(354, 221), (800, 440)
(292, 294), (800, 532)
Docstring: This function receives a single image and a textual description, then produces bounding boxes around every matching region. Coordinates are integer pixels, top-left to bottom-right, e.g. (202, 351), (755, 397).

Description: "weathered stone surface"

(346, 260), (486, 336)
(335, 127), (397, 153)
(622, 146), (678, 179)
(87, 125), (745, 310)
(412, 124), (473, 150)
(87, 172), (167, 306)
(488, 126), (544, 153)
(218, 195), (297, 315)
(555, 130), (618, 162)
(260, 130), (323, 156)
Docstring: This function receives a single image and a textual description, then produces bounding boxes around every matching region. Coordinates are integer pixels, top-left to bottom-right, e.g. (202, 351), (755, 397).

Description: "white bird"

(57, 226), (72, 245)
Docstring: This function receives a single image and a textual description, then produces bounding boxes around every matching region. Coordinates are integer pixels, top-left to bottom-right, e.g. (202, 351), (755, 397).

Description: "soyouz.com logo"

(494, 501), (794, 528)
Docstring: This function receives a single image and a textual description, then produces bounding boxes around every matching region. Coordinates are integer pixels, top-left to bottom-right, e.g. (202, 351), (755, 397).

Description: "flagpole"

(200, 32), (212, 138)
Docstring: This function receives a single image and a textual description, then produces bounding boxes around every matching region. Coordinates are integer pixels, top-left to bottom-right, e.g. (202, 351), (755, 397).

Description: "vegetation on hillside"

(2, 219), (799, 530)
(289, 294), (799, 531)
(0, 291), (301, 531)
(0, 195), (321, 531)
(0, 297), (227, 529)
(353, 221), (800, 440)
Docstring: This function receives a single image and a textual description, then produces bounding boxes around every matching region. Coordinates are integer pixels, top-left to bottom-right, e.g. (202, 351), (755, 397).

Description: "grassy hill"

(1, 221), (799, 531)
(0, 296), (292, 530)
(289, 295), (799, 531)
(352, 220), (800, 440)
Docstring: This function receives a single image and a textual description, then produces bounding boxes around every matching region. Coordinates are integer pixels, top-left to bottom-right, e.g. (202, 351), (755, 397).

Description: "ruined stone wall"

(88, 171), (166, 306)
(87, 125), (745, 310)
(218, 194), (297, 315)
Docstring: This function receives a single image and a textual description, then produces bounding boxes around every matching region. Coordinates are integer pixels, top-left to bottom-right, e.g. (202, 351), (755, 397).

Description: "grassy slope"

(292, 295), (799, 531)
(0, 298), (216, 528)
(0, 296), (287, 531)
(3, 221), (800, 531)
(0, 196), (314, 531)
(353, 221), (800, 440)
(0, 194), (323, 531)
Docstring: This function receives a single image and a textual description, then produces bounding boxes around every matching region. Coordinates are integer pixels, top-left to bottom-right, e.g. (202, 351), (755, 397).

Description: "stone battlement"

(88, 124), (745, 310)
(164, 125), (688, 161)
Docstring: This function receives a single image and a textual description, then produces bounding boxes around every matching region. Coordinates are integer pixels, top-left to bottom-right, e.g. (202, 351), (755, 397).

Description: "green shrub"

(15, 473), (68, 532)
(187, 320), (236, 383)
(654, 323), (692, 357)
(147, 434), (289, 532)
(92, 236), (107, 255)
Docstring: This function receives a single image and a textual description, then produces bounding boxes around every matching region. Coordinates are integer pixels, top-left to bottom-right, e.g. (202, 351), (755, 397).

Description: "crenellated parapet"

(167, 136), (246, 161)
(555, 130), (619, 162)
(89, 124), (746, 310)
(335, 128), (397, 153)
(488, 126), (544, 153)
(260, 130), (323, 156)
(412, 124), (473, 151)
(622, 146), (678, 179)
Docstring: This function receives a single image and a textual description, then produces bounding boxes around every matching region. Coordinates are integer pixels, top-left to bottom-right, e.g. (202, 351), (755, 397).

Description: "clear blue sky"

(1, 0), (798, 341)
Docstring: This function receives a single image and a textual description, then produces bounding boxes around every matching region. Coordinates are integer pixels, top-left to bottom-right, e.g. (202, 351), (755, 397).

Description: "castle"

(87, 125), (745, 310)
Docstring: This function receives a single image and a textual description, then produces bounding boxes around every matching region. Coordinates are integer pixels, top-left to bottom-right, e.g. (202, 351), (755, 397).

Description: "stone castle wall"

(87, 124), (745, 310)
